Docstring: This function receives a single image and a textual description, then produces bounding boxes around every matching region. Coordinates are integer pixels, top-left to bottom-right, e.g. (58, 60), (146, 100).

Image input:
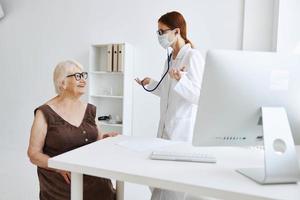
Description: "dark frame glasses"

(66, 72), (88, 81)
(157, 29), (172, 36)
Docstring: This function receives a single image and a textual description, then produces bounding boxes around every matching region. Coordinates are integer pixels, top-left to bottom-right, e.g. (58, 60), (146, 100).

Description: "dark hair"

(158, 11), (194, 48)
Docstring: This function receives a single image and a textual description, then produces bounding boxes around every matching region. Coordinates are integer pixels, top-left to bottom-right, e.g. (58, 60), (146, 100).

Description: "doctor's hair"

(53, 59), (84, 94)
(158, 11), (194, 48)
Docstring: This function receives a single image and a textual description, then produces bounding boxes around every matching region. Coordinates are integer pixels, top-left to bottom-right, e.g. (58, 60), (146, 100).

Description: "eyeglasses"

(66, 72), (88, 81)
(157, 29), (171, 36)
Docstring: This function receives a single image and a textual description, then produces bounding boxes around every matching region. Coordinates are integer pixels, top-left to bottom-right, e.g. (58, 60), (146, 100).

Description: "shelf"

(90, 94), (123, 99)
(100, 121), (123, 127)
(90, 71), (123, 75)
(89, 42), (133, 135)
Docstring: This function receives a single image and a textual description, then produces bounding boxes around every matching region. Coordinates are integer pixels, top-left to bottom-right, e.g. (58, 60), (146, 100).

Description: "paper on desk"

(116, 137), (180, 152)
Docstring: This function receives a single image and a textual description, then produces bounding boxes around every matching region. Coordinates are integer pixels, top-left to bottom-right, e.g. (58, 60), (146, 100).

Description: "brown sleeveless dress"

(34, 103), (116, 200)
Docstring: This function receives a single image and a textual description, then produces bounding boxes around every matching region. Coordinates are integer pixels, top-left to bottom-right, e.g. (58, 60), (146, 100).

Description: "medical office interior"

(0, 0), (300, 199)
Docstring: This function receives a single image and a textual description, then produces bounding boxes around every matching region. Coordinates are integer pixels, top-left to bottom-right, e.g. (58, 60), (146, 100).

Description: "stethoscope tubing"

(141, 50), (172, 92)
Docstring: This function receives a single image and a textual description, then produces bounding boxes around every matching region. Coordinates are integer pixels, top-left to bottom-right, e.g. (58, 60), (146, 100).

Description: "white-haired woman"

(27, 60), (117, 200)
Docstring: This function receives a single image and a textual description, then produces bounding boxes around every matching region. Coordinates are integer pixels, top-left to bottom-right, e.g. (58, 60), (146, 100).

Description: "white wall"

(0, 0), (276, 199)
(276, 0), (300, 53)
(242, 0), (278, 51)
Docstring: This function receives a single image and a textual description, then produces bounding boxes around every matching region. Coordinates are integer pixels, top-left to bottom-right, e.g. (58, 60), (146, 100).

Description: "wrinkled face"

(63, 67), (87, 96)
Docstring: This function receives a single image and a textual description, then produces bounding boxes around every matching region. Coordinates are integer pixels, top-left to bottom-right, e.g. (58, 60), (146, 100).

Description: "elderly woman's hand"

(56, 169), (71, 184)
(100, 132), (119, 139)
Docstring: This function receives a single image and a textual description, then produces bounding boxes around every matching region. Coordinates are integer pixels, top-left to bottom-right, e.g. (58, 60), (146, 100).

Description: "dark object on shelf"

(98, 115), (111, 121)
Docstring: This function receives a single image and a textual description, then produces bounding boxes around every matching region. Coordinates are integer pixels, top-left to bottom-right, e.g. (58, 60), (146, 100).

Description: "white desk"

(48, 135), (300, 200)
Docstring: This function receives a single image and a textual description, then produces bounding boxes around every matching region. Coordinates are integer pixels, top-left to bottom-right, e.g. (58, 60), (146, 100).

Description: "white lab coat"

(148, 43), (204, 142)
(148, 44), (205, 200)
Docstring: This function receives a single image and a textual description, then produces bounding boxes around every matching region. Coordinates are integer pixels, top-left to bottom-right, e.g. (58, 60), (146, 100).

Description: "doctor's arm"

(135, 77), (162, 97)
(147, 79), (162, 96)
(136, 60), (169, 97)
(173, 52), (204, 105)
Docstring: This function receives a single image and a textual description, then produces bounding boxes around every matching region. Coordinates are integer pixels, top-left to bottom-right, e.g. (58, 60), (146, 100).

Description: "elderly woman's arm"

(96, 117), (119, 140)
(27, 110), (49, 168)
(27, 110), (71, 184)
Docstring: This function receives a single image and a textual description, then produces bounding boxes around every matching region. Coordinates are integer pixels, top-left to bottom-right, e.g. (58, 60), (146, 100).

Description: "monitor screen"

(193, 50), (300, 146)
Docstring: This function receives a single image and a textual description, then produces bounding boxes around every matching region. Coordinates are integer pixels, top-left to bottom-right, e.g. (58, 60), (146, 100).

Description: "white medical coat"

(148, 44), (205, 143)
(149, 44), (206, 200)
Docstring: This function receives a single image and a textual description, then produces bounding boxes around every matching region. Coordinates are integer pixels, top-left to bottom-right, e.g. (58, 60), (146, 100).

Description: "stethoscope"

(141, 50), (173, 92)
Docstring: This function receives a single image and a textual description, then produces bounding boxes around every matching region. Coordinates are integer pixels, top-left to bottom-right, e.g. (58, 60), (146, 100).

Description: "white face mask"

(157, 31), (176, 49)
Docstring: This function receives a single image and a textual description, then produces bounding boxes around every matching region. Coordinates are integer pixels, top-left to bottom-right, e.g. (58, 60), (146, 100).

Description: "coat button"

(85, 138), (88, 142)
(82, 130), (86, 134)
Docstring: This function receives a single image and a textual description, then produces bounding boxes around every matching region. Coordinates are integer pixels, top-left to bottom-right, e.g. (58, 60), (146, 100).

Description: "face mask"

(157, 31), (176, 49)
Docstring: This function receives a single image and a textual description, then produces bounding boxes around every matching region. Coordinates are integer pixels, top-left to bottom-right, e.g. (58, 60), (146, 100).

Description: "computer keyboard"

(150, 151), (216, 163)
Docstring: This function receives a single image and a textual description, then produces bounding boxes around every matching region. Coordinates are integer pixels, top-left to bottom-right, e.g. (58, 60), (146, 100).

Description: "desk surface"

(49, 135), (300, 200)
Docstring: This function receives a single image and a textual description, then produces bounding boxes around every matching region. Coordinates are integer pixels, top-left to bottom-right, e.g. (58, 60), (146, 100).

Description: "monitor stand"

(236, 107), (300, 184)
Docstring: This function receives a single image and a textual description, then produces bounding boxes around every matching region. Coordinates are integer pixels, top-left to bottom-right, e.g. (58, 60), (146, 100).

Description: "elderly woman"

(27, 60), (116, 200)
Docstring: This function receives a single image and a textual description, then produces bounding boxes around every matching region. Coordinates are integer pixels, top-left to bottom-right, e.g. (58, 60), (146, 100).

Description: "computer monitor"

(192, 50), (300, 147)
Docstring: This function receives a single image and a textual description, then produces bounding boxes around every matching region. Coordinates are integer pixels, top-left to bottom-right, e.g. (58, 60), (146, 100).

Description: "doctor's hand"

(169, 66), (186, 81)
(135, 77), (151, 86)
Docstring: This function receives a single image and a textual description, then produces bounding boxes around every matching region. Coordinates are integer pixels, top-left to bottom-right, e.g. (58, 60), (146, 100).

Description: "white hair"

(53, 60), (84, 94)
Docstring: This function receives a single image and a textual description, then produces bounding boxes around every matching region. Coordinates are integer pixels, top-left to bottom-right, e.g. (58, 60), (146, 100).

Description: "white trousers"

(150, 188), (219, 200)
(150, 188), (185, 200)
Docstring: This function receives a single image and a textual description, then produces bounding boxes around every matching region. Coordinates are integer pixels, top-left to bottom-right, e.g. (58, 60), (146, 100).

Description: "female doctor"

(136, 11), (205, 200)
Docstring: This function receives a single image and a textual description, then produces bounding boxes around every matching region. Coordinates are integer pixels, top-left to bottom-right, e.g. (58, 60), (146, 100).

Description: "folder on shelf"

(112, 44), (118, 72)
(117, 44), (125, 72)
(106, 44), (113, 72)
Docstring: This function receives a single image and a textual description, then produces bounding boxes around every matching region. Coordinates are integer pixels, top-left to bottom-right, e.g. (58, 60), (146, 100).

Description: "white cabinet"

(88, 43), (133, 135)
